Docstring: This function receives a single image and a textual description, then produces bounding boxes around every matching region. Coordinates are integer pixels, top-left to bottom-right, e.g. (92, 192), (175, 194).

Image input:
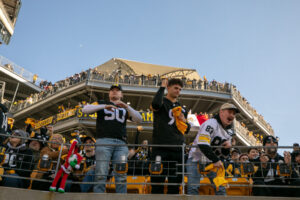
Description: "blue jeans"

(93, 138), (128, 193)
(80, 168), (95, 192)
(186, 158), (226, 195)
(207, 171), (226, 195)
(187, 158), (201, 195)
(2, 173), (24, 188)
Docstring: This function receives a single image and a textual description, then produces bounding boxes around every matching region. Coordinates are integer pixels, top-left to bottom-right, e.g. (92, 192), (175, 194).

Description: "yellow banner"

(141, 112), (153, 123)
(34, 108), (153, 129)
(77, 107), (97, 118)
(57, 108), (77, 121)
(35, 116), (53, 129)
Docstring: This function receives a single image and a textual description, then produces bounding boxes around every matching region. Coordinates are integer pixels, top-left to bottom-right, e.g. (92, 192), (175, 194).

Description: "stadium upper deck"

(0, 57), (274, 147)
(0, 55), (42, 111)
(0, 0), (21, 44)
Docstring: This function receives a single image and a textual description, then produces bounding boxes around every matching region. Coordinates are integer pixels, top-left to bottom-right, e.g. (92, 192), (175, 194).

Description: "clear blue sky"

(1, 0), (299, 149)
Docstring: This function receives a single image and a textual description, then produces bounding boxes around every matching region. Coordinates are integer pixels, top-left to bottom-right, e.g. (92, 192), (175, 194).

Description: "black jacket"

(2, 143), (34, 188)
(253, 153), (285, 182)
(152, 87), (190, 148)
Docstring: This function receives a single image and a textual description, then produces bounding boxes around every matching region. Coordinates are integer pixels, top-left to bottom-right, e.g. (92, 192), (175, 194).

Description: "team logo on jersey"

(226, 129), (235, 136)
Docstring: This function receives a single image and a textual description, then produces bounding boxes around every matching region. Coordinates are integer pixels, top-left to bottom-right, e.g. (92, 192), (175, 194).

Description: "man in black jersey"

(151, 78), (190, 194)
(82, 84), (142, 193)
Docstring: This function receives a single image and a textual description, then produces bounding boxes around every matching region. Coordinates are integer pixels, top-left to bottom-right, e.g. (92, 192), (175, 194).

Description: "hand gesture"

(213, 160), (223, 168)
(284, 151), (291, 164)
(161, 79), (168, 87)
(178, 113), (187, 123)
(105, 104), (117, 111)
(114, 101), (128, 109)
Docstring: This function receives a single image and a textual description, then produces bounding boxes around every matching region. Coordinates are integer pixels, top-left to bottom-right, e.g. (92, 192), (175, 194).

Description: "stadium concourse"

(1, 56), (300, 198)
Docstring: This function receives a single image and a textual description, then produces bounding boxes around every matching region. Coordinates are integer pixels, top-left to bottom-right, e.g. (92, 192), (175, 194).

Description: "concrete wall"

(0, 187), (299, 200)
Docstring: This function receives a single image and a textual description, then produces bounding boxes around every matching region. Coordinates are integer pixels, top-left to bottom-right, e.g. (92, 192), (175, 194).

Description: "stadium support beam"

(9, 82), (19, 111)
(88, 91), (98, 102)
(4, 89), (28, 99)
(206, 100), (215, 112)
(191, 99), (200, 113)
(136, 96), (142, 110)
(207, 105), (221, 115)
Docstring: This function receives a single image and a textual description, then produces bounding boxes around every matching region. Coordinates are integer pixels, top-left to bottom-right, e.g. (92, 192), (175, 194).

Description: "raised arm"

(151, 79), (167, 111)
(82, 104), (107, 114)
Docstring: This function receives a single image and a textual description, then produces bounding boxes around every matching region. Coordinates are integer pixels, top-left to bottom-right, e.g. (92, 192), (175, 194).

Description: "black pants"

(253, 179), (299, 197)
(150, 148), (183, 194)
(289, 179), (300, 197)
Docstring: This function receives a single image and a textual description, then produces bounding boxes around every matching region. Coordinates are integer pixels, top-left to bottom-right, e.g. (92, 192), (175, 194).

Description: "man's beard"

(267, 147), (277, 154)
(111, 96), (121, 101)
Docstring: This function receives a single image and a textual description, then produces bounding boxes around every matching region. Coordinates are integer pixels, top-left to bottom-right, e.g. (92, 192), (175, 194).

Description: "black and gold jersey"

(152, 87), (190, 147)
(96, 100), (129, 142)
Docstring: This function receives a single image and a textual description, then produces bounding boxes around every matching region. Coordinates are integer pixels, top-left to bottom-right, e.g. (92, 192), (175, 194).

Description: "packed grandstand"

(0, 54), (300, 198)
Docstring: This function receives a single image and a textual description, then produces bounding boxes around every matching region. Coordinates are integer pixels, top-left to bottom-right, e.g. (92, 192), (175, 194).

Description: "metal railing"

(231, 87), (274, 135)
(0, 55), (44, 86)
(10, 69), (231, 112)
(0, 133), (299, 197)
(234, 120), (262, 146)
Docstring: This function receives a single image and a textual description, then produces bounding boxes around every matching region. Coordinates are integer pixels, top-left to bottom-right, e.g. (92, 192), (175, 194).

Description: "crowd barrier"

(0, 133), (299, 197)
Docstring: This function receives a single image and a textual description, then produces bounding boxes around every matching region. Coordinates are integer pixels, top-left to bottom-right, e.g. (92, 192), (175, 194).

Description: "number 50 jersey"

(96, 100), (129, 142)
(188, 117), (233, 162)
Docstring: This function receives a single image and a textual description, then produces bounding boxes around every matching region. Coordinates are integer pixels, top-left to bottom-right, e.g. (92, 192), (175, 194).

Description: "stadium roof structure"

(0, 0), (21, 44)
(95, 58), (201, 80)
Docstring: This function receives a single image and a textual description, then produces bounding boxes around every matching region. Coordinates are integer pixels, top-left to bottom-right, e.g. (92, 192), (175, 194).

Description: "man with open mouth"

(187, 103), (239, 195)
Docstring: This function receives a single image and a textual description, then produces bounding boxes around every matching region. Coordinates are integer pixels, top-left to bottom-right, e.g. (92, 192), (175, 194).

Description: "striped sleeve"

(195, 120), (216, 145)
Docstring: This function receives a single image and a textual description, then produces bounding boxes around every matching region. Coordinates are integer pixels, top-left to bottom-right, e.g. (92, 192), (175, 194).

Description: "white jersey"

(188, 118), (234, 162)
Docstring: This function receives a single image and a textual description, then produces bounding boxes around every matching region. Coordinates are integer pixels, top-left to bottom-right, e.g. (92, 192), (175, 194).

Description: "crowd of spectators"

(0, 101), (297, 196)
(232, 87), (273, 135)
(0, 106), (296, 197)
(90, 68), (232, 92)
(1, 59), (274, 137)
(7, 68), (273, 139)
(10, 69), (232, 113)
(10, 70), (89, 112)
(0, 125), (299, 197)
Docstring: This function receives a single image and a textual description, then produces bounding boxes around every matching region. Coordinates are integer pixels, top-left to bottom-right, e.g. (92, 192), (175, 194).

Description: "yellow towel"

(225, 164), (233, 177)
(205, 163), (228, 191)
(172, 106), (188, 135)
(0, 167), (4, 181)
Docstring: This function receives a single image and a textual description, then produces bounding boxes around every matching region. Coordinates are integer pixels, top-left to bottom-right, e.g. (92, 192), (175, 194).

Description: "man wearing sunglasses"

(253, 135), (300, 197)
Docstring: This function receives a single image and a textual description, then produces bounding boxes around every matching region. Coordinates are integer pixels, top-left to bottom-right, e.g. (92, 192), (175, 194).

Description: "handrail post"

(181, 143), (185, 195)
(54, 143), (64, 177)
(86, 68), (91, 83)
